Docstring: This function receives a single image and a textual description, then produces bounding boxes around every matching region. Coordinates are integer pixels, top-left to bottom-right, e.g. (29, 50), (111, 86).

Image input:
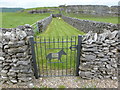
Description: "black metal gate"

(30, 36), (82, 78)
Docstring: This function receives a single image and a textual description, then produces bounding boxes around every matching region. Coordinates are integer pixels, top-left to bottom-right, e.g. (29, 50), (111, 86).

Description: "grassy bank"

(63, 13), (118, 24)
(1, 12), (50, 28)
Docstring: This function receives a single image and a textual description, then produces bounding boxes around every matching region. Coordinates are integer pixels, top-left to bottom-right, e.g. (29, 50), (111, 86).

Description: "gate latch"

(70, 45), (78, 51)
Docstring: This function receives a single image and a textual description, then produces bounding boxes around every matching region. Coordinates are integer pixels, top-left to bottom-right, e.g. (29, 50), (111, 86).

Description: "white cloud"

(0, 0), (119, 8)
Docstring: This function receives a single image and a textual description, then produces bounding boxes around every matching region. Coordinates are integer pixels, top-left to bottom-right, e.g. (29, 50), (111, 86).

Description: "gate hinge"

(70, 45), (78, 51)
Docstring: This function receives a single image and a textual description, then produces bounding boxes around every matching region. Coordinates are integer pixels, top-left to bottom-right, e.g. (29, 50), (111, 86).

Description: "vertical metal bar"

(70, 36), (72, 75)
(49, 37), (52, 76)
(58, 36), (59, 48)
(35, 37), (40, 76)
(58, 37), (60, 76)
(53, 37), (56, 76)
(44, 37), (48, 76)
(54, 63), (55, 76)
(74, 36), (77, 75)
(76, 35), (82, 76)
(66, 36), (68, 75)
(53, 37), (55, 49)
(40, 37), (44, 76)
(29, 37), (39, 79)
(62, 36), (64, 75)
(49, 36), (50, 49)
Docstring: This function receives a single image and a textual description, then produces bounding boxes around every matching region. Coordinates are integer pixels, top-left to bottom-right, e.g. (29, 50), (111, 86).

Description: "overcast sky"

(0, 0), (119, 8)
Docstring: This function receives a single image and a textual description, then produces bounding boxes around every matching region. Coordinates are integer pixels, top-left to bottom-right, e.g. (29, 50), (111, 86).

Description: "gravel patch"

(34, 77), (118, 88)
(0, 77), (118, 88)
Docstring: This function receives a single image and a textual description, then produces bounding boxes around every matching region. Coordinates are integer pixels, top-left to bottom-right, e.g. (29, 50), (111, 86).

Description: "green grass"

(35, 18), (85, 76)
(63, 13), (118, 24)
(1, 12), (50, 28)
(1, 8), (118, 28)
(58, 85), (66, 88)
(37, 18), (85, 37)
(0, 12), (2, 27)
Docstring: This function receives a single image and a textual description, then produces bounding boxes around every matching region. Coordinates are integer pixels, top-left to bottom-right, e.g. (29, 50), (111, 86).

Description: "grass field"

(37, 18), (85, 37)
(35, 18), (85, 76)
(0, 12), (50, 28)
(63, 13), (118, 24)
(1, 11), (118, 28)
(0, 12), (2, 27)
(24, 7), (59, 11)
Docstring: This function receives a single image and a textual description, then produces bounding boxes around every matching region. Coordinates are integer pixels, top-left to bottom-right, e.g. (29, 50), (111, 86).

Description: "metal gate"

(30, 35), (82, 78)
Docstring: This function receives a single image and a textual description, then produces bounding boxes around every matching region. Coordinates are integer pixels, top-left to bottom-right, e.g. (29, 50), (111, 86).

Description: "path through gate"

(30, 36), (82, 78)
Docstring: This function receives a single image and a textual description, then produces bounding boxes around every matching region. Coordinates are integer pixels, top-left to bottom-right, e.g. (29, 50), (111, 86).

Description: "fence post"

(29, 36), (39, 79)
(76, 35), (82, 76)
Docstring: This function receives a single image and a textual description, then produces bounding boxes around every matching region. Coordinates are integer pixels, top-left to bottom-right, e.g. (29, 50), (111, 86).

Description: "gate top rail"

(34, 41), (76, 44)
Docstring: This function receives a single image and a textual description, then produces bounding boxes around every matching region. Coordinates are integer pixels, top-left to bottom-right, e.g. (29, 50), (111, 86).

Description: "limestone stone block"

(79, 66), (92, 71)
(109, 31), (118, 39)
(85, 54), (96, 60)
(82, 47), (97, 52)
(100, 58), (108, 62)
(17, 61), (30, 66)
(28, 83), (34, 88)
(18, 77), (32, 82)
(0, 43), (2, 48)
(8, 41), (25, 48)
(12, 58), (19, 63)
(105, 40), (115, 44)
(106, 64), (112, 69)
(3, 32), (11, 39)
(3, 66), (10, 70)
(97, 53), (104, 57)
(8, 46), (28, 54)
(111, 77), (117, 80)
(7, 72), (16, 76)
(10, 79), (17, 83)
(16, 30), (27, 40)
(0, 57), (5, 61)
(1, 76), (8, 81)
(1, 70), (8, 74)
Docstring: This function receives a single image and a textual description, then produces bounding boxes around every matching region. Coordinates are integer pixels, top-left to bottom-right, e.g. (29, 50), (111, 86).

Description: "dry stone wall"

(52, 14), (62, 18)
(37, 15), (52, 33)
(60, 5), (119, 16)
(117, 31), (120, 84)
(28, 9), (53, 14)
(62, 15), (118, 34)
(80, 30), (119, 80)
(0, 25), (34, 86)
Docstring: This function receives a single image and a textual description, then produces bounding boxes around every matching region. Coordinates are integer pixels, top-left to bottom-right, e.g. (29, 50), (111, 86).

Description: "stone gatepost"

(0, 24), (34, 86)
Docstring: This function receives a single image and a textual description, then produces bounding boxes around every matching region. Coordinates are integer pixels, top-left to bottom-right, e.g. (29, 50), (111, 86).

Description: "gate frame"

(30, 35), (82, 78)
(29, 36), (39, 79)
(76, 35), (82, 76)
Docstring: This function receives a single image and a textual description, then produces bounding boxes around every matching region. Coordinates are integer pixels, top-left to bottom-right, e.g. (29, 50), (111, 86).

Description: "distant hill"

(0, 8), (24, 12)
